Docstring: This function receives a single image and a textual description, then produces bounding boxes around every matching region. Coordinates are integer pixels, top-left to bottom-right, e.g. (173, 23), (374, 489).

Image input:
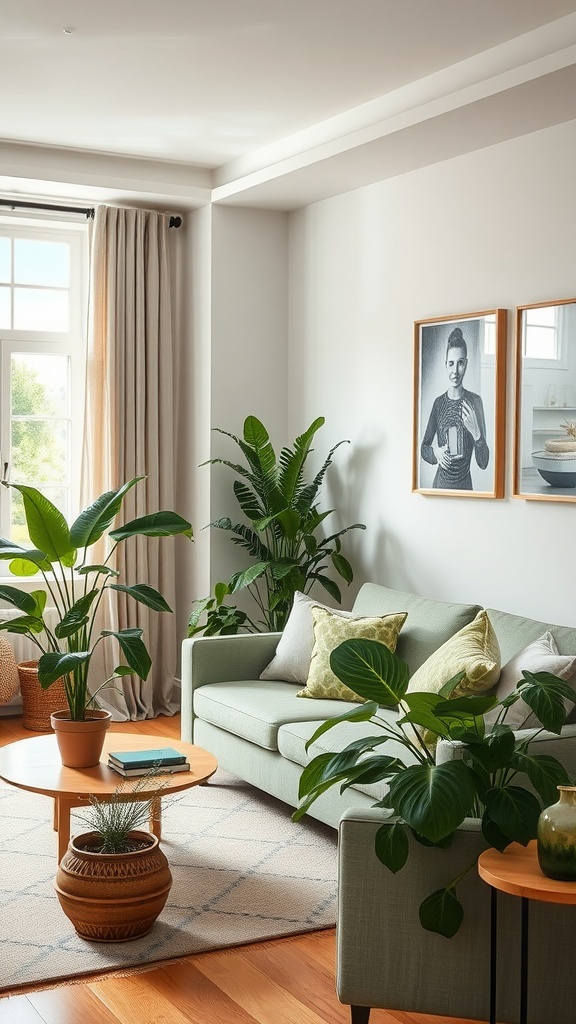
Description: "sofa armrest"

(336, 808), (489, 1018)
(437, 723), (576, 773)
(180, 632), (282, 742)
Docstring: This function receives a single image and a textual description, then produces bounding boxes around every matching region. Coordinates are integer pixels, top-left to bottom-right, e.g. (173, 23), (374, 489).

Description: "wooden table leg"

(56, 798), (73, 863)
(53, 798), (59, 832)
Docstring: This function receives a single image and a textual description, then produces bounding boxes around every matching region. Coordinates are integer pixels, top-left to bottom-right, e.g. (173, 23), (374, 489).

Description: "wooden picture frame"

(513, 297), (576, 503)
(413, 309), (507, 498)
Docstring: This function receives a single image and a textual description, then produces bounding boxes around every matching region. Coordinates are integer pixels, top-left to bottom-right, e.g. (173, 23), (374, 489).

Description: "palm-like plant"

(0, 477), (193, 719)
(189, 415), (365, 634)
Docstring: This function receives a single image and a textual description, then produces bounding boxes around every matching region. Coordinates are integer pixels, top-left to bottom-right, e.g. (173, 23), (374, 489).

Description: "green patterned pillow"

(297, 606), (408, 702)
(407, 609), (500, 697)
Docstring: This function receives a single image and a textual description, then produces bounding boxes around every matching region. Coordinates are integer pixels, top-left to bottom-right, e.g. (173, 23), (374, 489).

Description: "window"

(523, 305), (558, 361)
(0, 219), (88, 549)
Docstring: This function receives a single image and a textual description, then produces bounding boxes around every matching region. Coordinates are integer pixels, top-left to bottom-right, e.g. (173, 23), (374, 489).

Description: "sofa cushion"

(193, 680), (360, 751)
(406, 610), (501, 697)
(352, 583), (482, 675)
(484, 632), (576, 730)
(296, 607), (407, 702)
(259, 590), (354, 684)
(278, 712), (419, 800)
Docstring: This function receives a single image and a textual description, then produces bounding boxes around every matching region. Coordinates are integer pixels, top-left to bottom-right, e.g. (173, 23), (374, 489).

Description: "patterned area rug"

(0, 768), (337, 993)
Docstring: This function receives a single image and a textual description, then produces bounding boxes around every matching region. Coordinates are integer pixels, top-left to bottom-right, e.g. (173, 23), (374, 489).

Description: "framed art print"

(513, 297), (576, 503)
(413, 309), (507, 498)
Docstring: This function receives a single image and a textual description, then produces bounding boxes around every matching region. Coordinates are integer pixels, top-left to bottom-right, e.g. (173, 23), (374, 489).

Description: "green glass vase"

(537, 785), (576, 881)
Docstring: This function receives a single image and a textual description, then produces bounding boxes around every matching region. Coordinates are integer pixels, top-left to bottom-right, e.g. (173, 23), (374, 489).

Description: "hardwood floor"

(0, 713), (480, 1024)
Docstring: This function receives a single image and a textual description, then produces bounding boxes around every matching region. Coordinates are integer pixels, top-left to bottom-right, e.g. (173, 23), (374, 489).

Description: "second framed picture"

(413, 309), (507, 498)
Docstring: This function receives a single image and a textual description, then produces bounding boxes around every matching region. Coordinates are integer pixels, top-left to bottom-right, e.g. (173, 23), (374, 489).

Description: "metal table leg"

(489, 886), (497, 1024)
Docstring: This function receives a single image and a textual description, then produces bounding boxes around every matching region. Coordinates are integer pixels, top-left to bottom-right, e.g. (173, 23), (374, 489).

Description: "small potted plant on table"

(0, 476), (192, 767)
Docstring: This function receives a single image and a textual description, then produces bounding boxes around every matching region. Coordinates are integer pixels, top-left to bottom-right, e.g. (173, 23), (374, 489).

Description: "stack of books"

(107, 747), (191, 777)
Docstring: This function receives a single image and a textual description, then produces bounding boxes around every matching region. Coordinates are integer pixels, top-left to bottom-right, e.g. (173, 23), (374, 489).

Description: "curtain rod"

(0, 199), (182, 228)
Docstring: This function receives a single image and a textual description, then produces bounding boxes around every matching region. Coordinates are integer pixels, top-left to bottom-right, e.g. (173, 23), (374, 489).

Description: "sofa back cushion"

(352, 583), (482, 675)
(486, 607), (576, 664)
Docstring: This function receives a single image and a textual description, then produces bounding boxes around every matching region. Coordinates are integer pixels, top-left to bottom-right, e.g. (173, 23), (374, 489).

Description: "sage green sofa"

(181, 582), (576, 1024)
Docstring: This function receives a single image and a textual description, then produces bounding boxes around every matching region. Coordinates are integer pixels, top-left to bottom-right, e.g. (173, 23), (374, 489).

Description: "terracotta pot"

(55, 830), (173, 942)
(50, 709), (112, 767)
(18, 661), (68, 732)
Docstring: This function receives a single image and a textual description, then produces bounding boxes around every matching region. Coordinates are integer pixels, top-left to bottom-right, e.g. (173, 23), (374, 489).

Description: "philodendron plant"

(0, 477), (193, 720)
(293, 638), (575, 937)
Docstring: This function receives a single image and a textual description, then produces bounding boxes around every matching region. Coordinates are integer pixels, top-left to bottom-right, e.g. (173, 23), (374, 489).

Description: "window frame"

(0, 217), (88, 570)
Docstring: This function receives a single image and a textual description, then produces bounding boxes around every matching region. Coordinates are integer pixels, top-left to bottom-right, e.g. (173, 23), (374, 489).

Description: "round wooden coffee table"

(0, 732), (218, 862)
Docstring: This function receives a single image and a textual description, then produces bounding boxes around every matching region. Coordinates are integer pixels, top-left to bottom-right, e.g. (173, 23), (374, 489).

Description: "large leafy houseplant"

(188, 415), (365, 635)
(294, 637), (575, 937)
(0, 477), (193, 720)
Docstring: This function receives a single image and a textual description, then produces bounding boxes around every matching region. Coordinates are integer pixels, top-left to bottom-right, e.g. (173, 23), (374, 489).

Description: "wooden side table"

(478, 841), (576, 1024)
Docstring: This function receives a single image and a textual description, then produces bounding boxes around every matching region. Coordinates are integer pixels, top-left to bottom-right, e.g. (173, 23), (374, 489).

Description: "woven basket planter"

(18, 661), (68, 732)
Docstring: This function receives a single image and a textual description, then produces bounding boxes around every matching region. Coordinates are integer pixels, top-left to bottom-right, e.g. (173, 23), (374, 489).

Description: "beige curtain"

(82, 205), (179, 720)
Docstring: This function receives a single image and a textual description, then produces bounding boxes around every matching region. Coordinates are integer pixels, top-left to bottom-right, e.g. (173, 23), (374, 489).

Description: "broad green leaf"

(375, 822), (409, 873)
(419, 887), (464, 937)
(482, 810), (512, 852)
(77, 564), (120, 577)
(304, 701), (379, 751)
(101, 628), (151, 680)
(54, 591), (98, 639)
(8, 553), (52, 575)
(0, 614), (44, 635)
(275, 509), (301, 539)
(515, 671), (574, 734)
(8, 485), (72, 561)
(411, 829), (455, 850)
(330, 638), (409, 706)
(38, 651), (90, 687)
(109, 511), (193, 541)
(0, 586), (37, 614)
(229, 562), (268, 592)
(114, 666), (134, 676)
(438, 671), (466, 697)
(510, 752), (569, 806)
(30, 590), (47, 617)
(314, 574), (341, 604)
(331, 552), (353, 584)
(388, 761), (476, 843)
(483, 727), (516, 769)
(70, 478), (143, 547)
(339, 755), (405, 790)
(214, 581), (231, 605)
(400, 692), (453, 738)
(110, 583), (172, 612)
(484, 785), (541, 846)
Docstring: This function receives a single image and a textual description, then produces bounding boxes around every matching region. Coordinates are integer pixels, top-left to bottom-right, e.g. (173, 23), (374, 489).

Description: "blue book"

(108, 747), (187, 769)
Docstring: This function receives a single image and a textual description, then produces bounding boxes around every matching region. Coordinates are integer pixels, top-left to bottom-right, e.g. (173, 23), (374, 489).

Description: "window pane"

(14, 239), (69, 287)
(12, 420), (68, 484)
(525, 325), (557, 360)
(0, 285), (9, 328)
(13, 287), (69, 331)
(11, 353), (69, 416)
(527, 305), (556, 328)
(0, 238), (10, 282)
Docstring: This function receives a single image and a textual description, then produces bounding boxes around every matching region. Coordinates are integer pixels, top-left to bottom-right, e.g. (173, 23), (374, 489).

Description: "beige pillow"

(296, 605), (408, 702)
(407, 610), (500, 697)
(484, 632), (576, 730)
(260, 590), (354, 684)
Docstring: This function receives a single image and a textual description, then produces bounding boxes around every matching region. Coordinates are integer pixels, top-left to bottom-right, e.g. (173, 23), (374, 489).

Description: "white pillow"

(259, 591), (354, 684)
(484, 632), (576, 730)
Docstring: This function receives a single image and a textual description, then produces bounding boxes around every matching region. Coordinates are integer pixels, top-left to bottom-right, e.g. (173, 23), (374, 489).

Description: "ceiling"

(2, 0), (576, 210)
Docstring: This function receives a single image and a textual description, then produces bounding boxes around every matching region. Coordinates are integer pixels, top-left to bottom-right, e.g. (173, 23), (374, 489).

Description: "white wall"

(288, 118), (576, 625)
(176, 205), (289, 632)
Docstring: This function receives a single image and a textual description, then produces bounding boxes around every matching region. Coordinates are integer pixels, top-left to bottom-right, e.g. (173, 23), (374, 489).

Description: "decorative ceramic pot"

(537, 785), (576, 880)
(55, 830), (173, 942)
(50, 709), (112, 767)
(18, 661), (68, 732)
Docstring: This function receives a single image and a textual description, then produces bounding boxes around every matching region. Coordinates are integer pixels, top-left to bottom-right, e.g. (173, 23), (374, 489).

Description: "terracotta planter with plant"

(0, 476), (193, 766)
(55, 774), (172, 941)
